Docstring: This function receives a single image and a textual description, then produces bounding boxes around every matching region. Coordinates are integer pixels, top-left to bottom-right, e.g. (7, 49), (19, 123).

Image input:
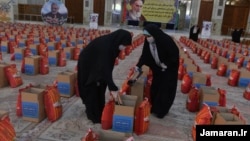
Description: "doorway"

(93, 0), (105, 26)
(65, 0), (83, 24)
(198, 0), (213, 28)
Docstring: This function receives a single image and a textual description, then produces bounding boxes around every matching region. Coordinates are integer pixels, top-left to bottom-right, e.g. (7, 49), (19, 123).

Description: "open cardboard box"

(56, 71), (76, 97)
(96, 129), (132, 141)
(199, 86), (220, 109)
(213, 112), (245, 125)
(21, 87), (46, 123)
(192, 72), (207, 88)
(112, 95), (137, 133)
(0, 110), (9, 119)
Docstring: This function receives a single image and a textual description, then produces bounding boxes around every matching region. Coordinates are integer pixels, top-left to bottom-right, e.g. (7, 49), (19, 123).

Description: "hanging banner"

(41, 0), (68, 26)
(122, 0), (178, 23)
(201, 21), (213, 38)
(0, 0), (16, 22)
(89, 13), (99, 29)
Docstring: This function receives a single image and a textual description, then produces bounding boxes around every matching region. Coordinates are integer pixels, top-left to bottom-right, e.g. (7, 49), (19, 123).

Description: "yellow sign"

(142, 0), (176, 23)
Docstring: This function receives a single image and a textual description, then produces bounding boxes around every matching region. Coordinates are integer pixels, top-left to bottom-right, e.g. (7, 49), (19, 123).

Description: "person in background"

(77, 29), (132, 123)
(134, 24), (179, 118)
(127, 0), (146, 21)
(232, 28), (244, 43)
(189, 24), (200, 42)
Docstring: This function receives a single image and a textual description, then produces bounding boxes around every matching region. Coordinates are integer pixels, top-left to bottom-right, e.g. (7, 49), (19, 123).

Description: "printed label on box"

(22, 102), (39, 118)
(25, 64), (35, 75)
(48, 46), (55, 51)
(57, 82), (70, 95)
(112, 115), (134, 133)
(66, 52), (71, 60)
(238, 78), (250, 87)
(1, 46), (8, 52)
(15, 53), (23, 60)
(48, 57), (57, 66)
(18, 43), (25, 47)
(30, 48), (38, 55)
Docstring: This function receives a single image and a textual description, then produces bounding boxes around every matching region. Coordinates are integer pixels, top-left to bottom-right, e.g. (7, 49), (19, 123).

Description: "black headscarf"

(137, 24), (179, 69)
(77, 29), (132, 91)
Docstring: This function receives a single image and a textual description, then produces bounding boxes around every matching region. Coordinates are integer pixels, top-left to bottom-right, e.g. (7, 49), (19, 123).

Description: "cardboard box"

(0, 110), (9, 118)
(213, 113), (245, 125)
(21, 87), (46, 123)
(14, 48), (25, 60)
(56, 71), (75, 97)
(0, 62), (11, 88)
(199, 86), (220, 109)
(0, 41), (8, 53)
(238, 68), (250, 87)
(47, 41), (56, 51)
(130, 76), (146, 108)
(226, 62), (238, 77)
(31, 83), (47, 90)
(48, 50), (59, 66)
(24, 55), (40, 75)
(60, 40), (67, 48)
(18, 39), (26, 47)
(217, 56), (228, 66)
(29, 44), (39, 55)
(96, 129), (132, 141)
(112, 95), (137, 133)
(63, 47), (74, 60)
(192, 72), (207, 88)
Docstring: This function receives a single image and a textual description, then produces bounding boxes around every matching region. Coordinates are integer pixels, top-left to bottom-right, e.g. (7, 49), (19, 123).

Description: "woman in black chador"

(189, 25), (200, 42)
(77, 29), (132, 123)
(232, 28), (243, 43)
(135, 24), (179, 118)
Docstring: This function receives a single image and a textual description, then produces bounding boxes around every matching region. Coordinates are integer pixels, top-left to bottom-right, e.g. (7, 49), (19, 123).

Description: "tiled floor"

(0, 24), (249, 141)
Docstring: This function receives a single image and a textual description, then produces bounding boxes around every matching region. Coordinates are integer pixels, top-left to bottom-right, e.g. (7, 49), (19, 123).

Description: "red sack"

(4, 64), (23, 88)
(144, 76), (152, 103)
(236, 57), (244, 68)
(81, 128), (97, 141)
(134, 98), (151, 135)
(246, 61), (250, 71)
(0, 113), (16, 141)
(181, 73), (192, 94)
(243, 83), (250, 100)
(210, 55), (218, 69)
(186, 86), (199, 112)
(118, 49), (126, 60)
(216, 63), (227, 76)
(101, 95), (115, 130)
(204, 52), (210, 64)
(73, 47), (81, 60)
(218, 88), (226, 107)
(40, 56), (49, 75)
(178, 63), (186, 80)
(38, 43), (48, 56)
(206, 74), (211, 86)
(44, 85), (63, 122)
(228, 69), (240, 86)
(58, 49), (66, 67)
(119, 79), (130, 95)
